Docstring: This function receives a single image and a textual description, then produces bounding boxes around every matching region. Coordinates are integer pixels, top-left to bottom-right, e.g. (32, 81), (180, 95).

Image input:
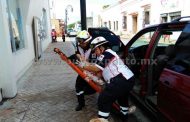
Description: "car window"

(130, 31), (154, 49)
(176, 24), (190, 45)
(152, 30), (182, 61)
(157, 31), (182, 46)
(165, 24), (190, 76)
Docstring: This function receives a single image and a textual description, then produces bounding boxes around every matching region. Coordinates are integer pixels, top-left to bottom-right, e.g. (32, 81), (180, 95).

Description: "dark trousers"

(75, 75), (96, 105)
(98, 74), (135, 118)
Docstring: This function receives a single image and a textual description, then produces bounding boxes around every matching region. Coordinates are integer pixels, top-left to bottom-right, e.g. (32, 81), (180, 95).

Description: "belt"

(106, 73), (134, 84)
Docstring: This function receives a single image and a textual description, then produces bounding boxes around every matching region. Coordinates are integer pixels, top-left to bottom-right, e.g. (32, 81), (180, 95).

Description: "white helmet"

(90, 36), (109, 50)
(76, 30), (92, 43)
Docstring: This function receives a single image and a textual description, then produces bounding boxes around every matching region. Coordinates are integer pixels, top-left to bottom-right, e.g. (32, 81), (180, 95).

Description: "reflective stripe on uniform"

(98, 111), (110, 117)
(120, 106), (129, 111)
(120, 106), (129, 115)
(121, 110), (128, 115)
(76, 91), (84, 95)
(78, 47), (91, 60)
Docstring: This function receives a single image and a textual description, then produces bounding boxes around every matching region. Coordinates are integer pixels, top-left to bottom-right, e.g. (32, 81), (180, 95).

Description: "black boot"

(75, 94), (85, 111)
(75, 104), (85, 111)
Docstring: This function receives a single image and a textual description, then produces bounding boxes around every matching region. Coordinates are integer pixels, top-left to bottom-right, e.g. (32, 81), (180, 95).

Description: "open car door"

(158, 24), (190, 122)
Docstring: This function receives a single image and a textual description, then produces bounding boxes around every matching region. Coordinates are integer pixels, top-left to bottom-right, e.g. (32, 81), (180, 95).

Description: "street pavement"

(0, 38), (152, 122)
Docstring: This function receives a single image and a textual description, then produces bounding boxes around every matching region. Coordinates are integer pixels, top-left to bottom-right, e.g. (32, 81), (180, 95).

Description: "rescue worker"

(69, 30), (96, 111)
(77, 36), (136, 122)
(51, 29), (57, 42)
(62, 30), (65, 42)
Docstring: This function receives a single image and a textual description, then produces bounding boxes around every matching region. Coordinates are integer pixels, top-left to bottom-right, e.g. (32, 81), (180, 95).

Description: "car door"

(158, 23), (190, 122)
(124, 27), (161, 119)
(125, 27), (158, 96)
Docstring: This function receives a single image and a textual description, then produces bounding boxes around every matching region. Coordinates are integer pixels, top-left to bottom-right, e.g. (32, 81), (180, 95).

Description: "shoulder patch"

(91, 53), (97, 59)
(98, 55), (104, 61)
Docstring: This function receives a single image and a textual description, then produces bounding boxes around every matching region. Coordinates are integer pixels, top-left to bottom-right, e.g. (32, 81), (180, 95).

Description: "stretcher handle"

(54, 48), (68, 61)
(54, 48), (64, 55)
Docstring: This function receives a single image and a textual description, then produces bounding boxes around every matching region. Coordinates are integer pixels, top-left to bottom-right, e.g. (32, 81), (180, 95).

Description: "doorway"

(132, 15), (138, 34)
(32, 17), (42, 61)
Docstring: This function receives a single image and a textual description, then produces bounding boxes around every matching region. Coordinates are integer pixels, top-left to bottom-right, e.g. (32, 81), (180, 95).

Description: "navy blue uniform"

(95, 49), (135, 118)
(69, 43), (97, 110)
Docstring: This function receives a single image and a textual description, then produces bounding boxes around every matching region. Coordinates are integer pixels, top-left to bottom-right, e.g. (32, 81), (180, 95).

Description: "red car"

(88, 17), (190, 122)
(124, 16), (190, 122)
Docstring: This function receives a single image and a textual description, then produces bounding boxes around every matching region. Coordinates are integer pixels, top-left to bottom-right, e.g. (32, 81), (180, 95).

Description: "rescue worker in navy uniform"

(69, 30), (96, 111)
(77, 36), (136, 122)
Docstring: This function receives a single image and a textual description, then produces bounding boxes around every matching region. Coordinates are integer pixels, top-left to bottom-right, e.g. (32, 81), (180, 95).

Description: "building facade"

(0, 0), (52, 101)
(97, 0), (190, 38)
(97, 3), (123, 35)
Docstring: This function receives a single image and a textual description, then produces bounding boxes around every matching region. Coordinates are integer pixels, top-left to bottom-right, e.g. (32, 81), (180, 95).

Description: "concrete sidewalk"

(0, 42), (150, 122)
(0, 42), (109, 122)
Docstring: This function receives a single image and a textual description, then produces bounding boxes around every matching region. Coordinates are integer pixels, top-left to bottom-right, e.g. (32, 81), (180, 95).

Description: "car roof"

(126, 17), (190, 47)
(143, 17), (190, 30)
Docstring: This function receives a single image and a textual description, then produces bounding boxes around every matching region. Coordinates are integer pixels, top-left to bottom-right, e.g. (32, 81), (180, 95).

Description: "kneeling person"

(78, 36), (136, 121)
(69, 30), (96, 111)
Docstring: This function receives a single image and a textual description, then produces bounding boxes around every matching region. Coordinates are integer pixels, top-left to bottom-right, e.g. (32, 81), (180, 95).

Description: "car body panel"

(67, 29), (77, 37)
(158, 68), (190, 122)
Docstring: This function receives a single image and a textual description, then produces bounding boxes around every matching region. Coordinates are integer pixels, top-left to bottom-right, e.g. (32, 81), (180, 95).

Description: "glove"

(83, 71), (104, 85)
(76, 54), (85, 62)
(77, 61), (86, 68)
(68, 54), (77, 60)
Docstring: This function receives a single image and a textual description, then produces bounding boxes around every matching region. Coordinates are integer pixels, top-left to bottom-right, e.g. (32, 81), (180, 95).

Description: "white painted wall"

(13, 0), (51, 82)
(100, 3), (123, 35)
(120, 0), (151, 33)
(180, 0), (190, 16)
(97, 0), (190, 37)
(0, 0), (17, 99)
(150, 0), (161, 24)
(0, 0), (51, 100)
(25, 0), (52, 52)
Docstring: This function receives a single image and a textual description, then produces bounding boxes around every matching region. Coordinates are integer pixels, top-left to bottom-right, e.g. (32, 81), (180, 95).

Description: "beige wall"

(51, 19), (63, 37)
